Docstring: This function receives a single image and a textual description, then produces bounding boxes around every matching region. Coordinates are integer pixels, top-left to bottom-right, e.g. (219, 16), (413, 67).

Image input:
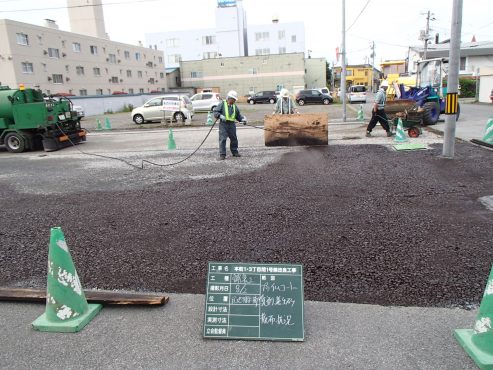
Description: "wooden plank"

(264, 113), (328, 146)
(0, 287), (169, 306)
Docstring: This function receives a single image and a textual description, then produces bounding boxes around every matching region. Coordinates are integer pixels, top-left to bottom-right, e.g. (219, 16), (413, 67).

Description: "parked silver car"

(132, 94), (194, 124)
(190, 92), (222, 112)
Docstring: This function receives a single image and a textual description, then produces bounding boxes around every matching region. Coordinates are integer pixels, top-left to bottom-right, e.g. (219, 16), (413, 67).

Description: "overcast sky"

(2, 0), (492, 66)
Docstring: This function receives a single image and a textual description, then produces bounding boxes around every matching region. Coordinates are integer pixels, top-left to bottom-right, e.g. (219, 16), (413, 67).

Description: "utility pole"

(341, 0), (347, 122)
(442, 0), (463, 158)
(370, 41), (375, 92)
(423, 11), (435, 59)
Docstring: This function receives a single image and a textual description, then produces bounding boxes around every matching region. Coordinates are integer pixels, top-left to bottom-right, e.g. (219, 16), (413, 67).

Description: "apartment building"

(180, 53), (324, 96)
(145, 0), (305, 68)
(0, 18), (166, 96)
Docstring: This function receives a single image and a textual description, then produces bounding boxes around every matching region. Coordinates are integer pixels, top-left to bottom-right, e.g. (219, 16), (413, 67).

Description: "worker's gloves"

(241, 117), (247, 125)
(219, 114), (226, 121)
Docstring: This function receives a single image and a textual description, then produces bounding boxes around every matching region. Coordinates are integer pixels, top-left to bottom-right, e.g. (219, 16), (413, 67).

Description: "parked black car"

(295, 89), (333, 105)
(247, 91), (277, 104)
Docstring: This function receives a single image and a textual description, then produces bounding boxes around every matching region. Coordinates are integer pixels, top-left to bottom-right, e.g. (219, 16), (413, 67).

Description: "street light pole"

(341, 0), (347, 122)
(442, 0), (463, 158)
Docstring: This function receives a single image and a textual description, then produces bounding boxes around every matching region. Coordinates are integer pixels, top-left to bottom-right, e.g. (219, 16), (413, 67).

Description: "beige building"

(0, 18), (166, 96)
(180, 53), (326, 96)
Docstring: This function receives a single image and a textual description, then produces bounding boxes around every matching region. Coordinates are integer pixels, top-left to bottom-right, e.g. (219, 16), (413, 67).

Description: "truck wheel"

(269, 98), (275, 104)
(5, 132), (26, 153)
(297, 99), (305, 106)
(422, 101), (440, 125)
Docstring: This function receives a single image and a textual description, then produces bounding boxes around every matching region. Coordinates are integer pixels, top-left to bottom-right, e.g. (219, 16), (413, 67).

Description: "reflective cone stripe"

(45, 227), (89, 321)
(482, 118), (493, 143)
(471, 266), (493, 350)
(394, 118), (408, 143)
(455, 264), (493, 368)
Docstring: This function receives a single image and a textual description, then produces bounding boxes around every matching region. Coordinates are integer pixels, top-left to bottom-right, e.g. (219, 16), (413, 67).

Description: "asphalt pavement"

(1, 102), (492, 369)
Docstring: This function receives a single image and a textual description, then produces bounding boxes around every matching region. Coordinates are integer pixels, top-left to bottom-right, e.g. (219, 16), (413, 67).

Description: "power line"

(0, 0), (160, 13)
(348, 33), (409, 48)
(346, 0), (371, 32)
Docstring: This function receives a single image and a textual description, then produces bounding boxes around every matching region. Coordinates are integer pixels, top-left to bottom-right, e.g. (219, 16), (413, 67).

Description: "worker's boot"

(366, 131), (372, 137)
(386, 131), (394, 137)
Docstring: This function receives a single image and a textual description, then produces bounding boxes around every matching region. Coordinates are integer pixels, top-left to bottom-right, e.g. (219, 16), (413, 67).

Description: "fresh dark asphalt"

(1, 143), (492, 309)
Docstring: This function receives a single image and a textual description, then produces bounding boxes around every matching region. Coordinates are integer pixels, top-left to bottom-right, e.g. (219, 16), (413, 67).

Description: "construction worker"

(273, 88), (299, 115)
(213, 90), (247, 160)
(366, 80), (393, 137)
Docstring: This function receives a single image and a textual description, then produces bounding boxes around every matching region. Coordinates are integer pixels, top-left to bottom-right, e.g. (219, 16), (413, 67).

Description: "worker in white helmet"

(366, 80), (393, 137)
(273, 88), (299, 115)
(213, 90), (247, 160)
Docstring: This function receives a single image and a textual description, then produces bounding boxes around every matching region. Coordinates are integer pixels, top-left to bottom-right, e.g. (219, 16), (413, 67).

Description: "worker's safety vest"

(223, 101), (236, 121)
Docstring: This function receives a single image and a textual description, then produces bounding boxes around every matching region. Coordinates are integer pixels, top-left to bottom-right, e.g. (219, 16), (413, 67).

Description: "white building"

(0, 0), (165, 96)
(145, 0), (305, 68)
(247, 19), (305, 56)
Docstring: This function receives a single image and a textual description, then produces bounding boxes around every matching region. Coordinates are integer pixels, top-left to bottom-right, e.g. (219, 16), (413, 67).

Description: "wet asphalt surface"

(1, 140), (492, 309)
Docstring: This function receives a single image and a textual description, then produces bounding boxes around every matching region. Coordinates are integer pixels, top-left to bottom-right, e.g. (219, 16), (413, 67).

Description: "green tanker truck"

(0, 85), (86, 153)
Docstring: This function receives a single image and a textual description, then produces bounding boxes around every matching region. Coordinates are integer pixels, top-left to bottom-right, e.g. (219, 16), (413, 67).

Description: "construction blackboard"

(203, 262), (304, 341)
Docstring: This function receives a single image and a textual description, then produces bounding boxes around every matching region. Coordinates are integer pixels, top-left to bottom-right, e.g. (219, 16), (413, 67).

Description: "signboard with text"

(161, 100), (180, 112)
(203, 262), (304, 341)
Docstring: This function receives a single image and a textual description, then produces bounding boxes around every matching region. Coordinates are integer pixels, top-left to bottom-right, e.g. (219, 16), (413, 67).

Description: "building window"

(202, 35), (216, 45)
(167, 54), (181, 64)
(48, 48), (60, 58)
(111, 76), (119, 83)
(138, 71), (143, 78)
(96, 88), (103, 95)
(16, 33), (29, 45)
(124, 50), (130, 59)
(460, 57), (466, 71)
(190, 71), (203, 78)
(79, 89), (87, 96)
(108, 53), (117, 64)
(255, 32), (269, 41)
(72, 42), (81, 52)
(278, 30), (285, 40)
(291, 35), (297, 43)
(76, 66), (85, 76)
(158, 56), (163, 63)
(279, 47), (286, 54)
(93, 67), (101, 76)
(149, 78), (155, 84)
(61, 40), (66, 48)
(255, 48), (270, 56)
(248, 68), (257, 75)
(160, 72), (164, 78)
(203, 51), (217, 59)
(21, 62), (34, 74)
(126, 70), (132, 77)
(52, 74), (63, 84)
(90, 45), (98, 55)
(139, 88), (144, 93)
(129, 88), (134, 94)
(65, 65), (70, 72)
(135, 52), (141, 61)
(166, 38), (179, 48)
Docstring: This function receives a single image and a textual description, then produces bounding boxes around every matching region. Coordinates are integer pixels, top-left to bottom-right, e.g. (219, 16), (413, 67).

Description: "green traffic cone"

(32, 227), (102, 333)
(394, 118), (409, 143)
(104, 117), (112, 130)
(455, 264), (493, 368)
(206, 112), (213, 126)
(357, 105), (364, 121)
(96, 119), (103, 131)
(168, 128), (176, 150)
(481, 117), (493, 144)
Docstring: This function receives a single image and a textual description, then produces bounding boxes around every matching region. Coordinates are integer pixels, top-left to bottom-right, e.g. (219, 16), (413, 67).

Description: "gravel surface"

(1, 143), (492, 309)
